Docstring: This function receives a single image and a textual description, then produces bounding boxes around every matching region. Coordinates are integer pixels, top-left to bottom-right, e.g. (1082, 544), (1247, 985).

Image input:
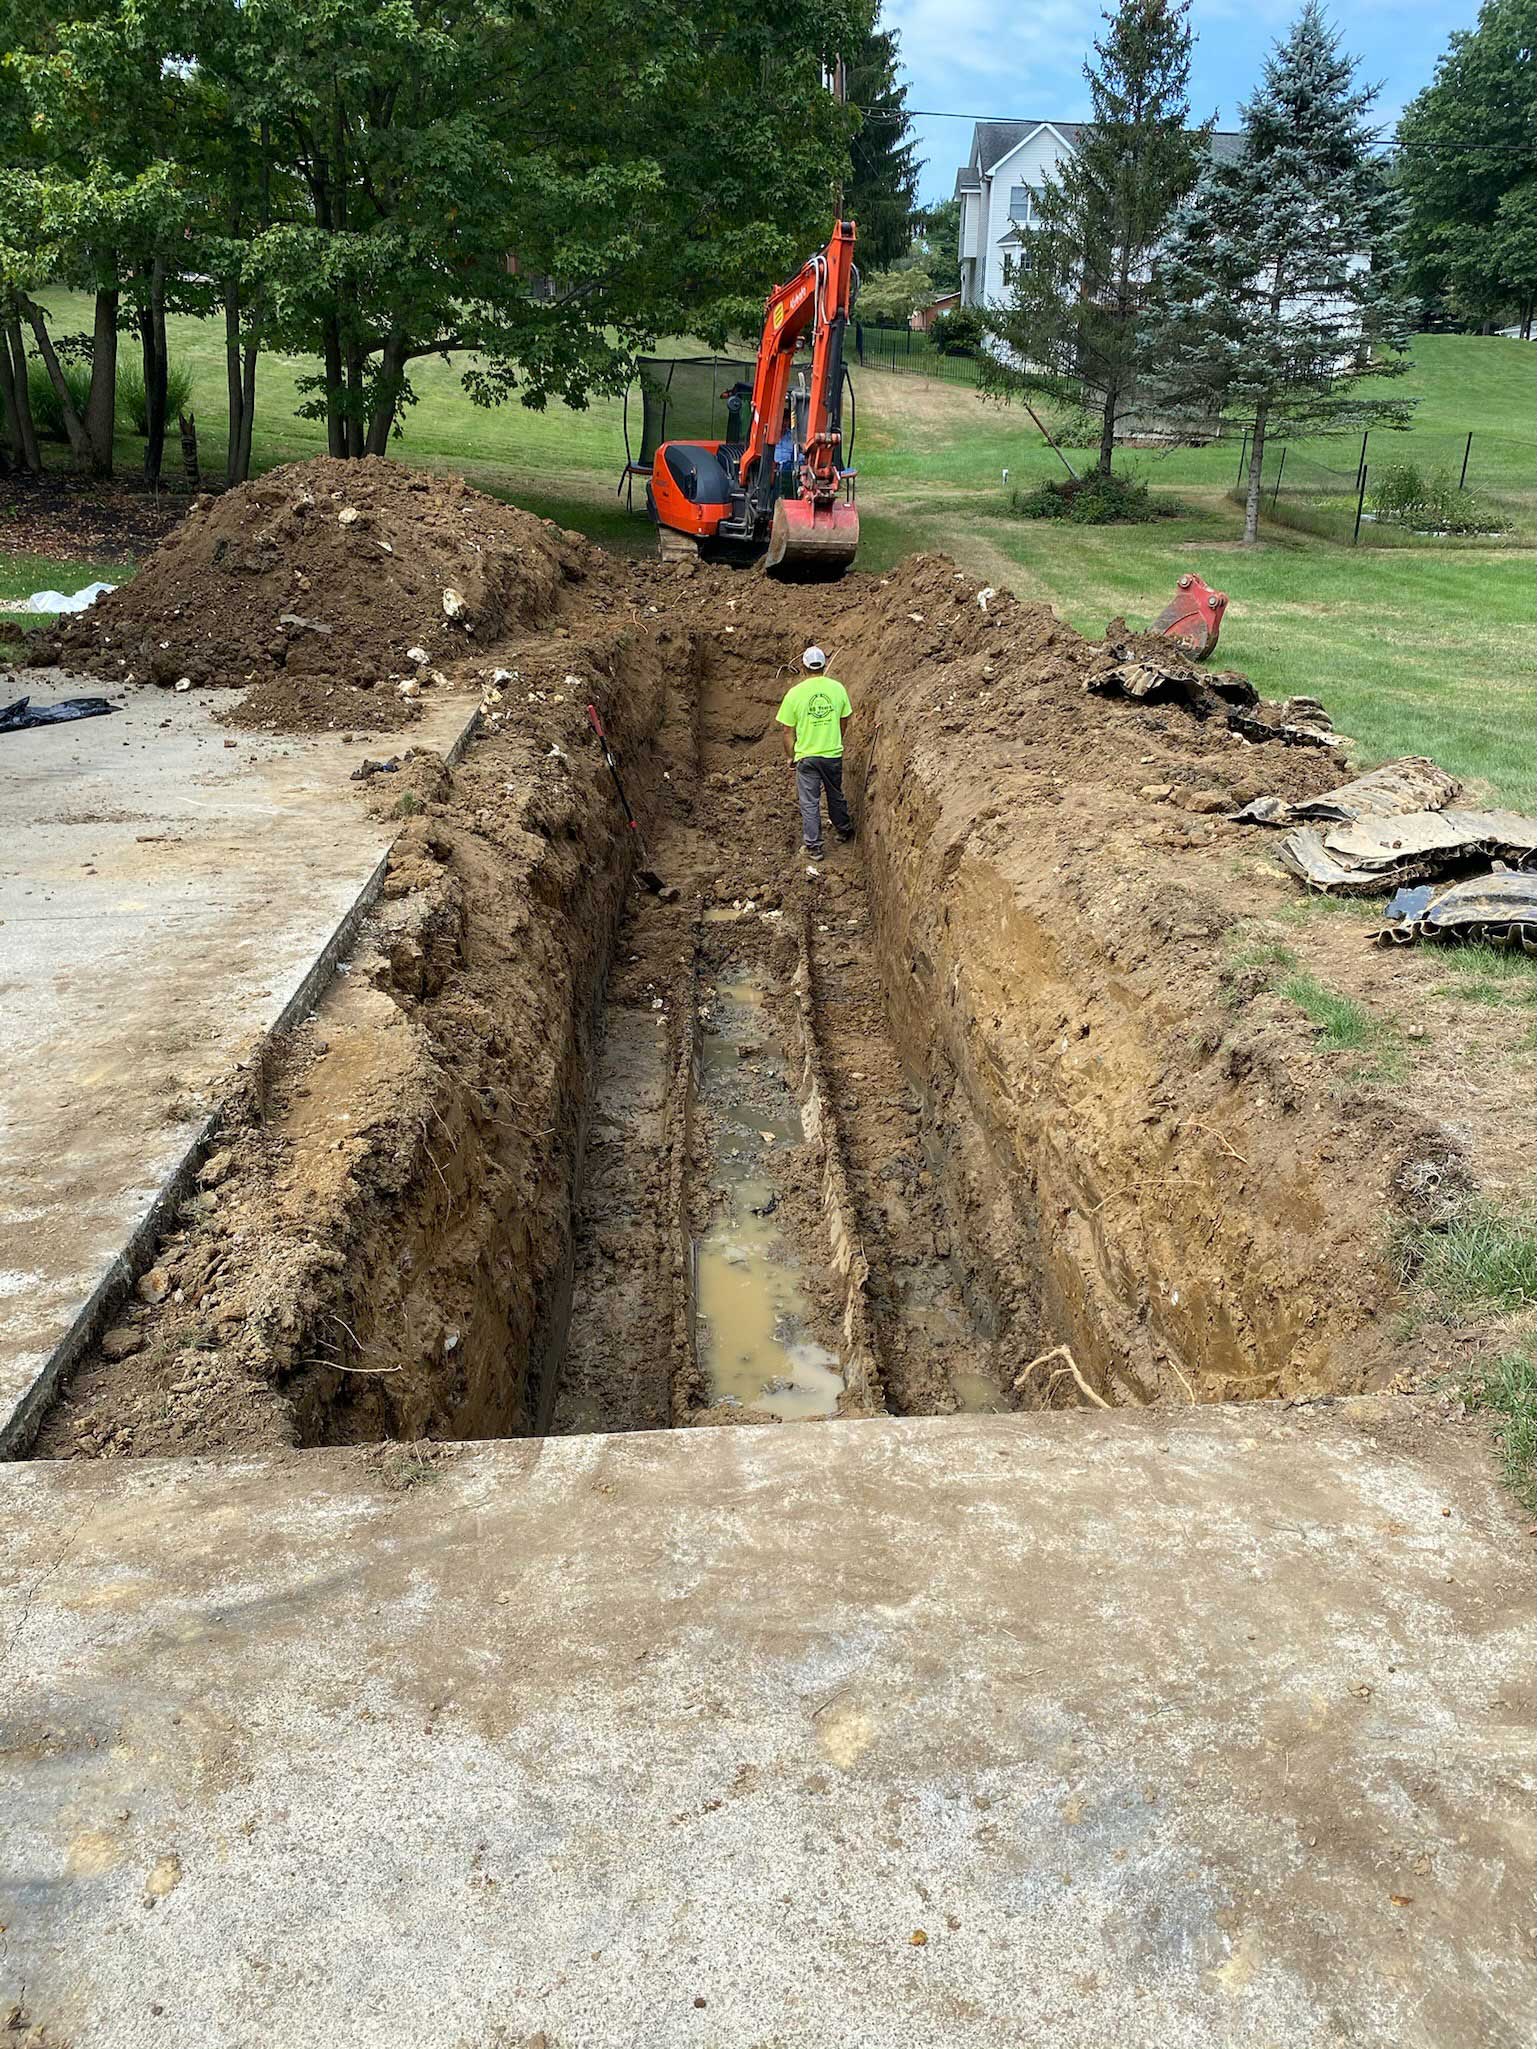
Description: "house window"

(1002, 253), (1016, 285)
(1008, 184), (1038, 223)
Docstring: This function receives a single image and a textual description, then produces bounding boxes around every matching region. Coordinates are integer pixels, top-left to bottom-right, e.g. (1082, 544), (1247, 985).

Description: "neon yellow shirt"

(776, 675), (852, 760)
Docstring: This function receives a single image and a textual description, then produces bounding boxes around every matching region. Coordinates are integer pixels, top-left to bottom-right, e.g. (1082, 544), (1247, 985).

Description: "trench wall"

(847, 715), (1394, 1406)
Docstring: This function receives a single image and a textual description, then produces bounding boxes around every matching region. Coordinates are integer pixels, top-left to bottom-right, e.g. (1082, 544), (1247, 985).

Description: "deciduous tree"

(170, 0), (865, 458)
(912, 196), (961, 298)
(1397, 0), (1536, 336)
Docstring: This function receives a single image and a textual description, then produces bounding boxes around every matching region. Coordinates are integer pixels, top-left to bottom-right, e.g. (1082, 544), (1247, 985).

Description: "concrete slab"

(0, 1403), (1530, 2047)
(0, 680), (479, 1451)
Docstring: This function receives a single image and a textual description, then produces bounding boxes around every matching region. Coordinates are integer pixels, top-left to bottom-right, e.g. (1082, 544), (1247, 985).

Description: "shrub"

(1370, 460), (1505, 535)
(116, 357), (196, 434)
(930, 307), (985, 357)
(1006, 469), (1177, 524)
(25, 357), (93, 441)
(1050, 403), (1103, 450)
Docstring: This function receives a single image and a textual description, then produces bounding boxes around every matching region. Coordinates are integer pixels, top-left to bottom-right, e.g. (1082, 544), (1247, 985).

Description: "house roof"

(966, 118), (1244, 180)
(973, 120), (1077, 174)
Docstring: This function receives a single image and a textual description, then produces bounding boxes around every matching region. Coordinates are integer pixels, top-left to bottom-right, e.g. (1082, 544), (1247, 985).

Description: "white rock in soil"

(338, 506), (360, 525)
(442, 587), (468, 619)
(174, 677), (192, 693)
(406, 645), (431, 665)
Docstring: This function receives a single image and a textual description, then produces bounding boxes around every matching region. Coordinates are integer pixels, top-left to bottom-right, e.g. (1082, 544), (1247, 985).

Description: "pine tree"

(845, 16), (919, 269)
(979, 0), (1210, 475)
(1142, 2), (1416, 543)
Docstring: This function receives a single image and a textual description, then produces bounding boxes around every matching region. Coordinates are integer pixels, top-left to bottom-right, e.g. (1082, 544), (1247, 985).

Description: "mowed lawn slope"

(8, 296), (1535, 801)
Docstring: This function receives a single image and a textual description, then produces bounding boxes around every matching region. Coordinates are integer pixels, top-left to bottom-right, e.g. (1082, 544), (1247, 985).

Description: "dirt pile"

(647, 550), (1346, 815)
(43, 456), (595, 731)
(35, 618), (670, 1460)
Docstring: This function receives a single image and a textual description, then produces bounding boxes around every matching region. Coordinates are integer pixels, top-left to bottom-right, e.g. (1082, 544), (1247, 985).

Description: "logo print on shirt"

(806, 691), (834, 720)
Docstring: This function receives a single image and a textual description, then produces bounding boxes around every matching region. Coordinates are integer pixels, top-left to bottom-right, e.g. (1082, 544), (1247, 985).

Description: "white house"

(955, 120), (1244, 309)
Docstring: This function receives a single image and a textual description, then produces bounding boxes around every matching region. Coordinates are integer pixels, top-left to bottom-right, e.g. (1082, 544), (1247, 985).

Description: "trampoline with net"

(617, 353), (855, 511)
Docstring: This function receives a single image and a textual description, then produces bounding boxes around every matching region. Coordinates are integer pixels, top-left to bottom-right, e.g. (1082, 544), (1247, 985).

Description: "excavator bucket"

(764, 496), (860, 580)
(1151, 573), (1227, 659)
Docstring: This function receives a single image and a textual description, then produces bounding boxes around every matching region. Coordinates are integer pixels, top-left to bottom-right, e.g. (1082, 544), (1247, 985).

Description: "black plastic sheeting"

(1, 695), (120, 735)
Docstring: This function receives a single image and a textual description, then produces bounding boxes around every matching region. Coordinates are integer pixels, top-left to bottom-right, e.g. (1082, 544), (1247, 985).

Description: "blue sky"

(886, 0), (1483, 202)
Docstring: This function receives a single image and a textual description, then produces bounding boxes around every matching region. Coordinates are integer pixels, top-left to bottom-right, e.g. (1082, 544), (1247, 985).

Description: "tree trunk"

(236, 339), (258, 483)
(0, 337), (20, 475)
(1243, 404), (1268, 545)
(85, 281), (119, 477)
(225, 286), (245, 484)
(179, 411), (201, 487)
(322, 316), (346, 457)
(364, 333), (407, 456)
(143, 260), (168, 483)
(5, 317), (41, 471)
(345, 343), (366, 457)
(1097, 387), (1117, 477)
(6, 317), (42, 472)
(0, 312), (41, 473)
(21, 300), (91, 465)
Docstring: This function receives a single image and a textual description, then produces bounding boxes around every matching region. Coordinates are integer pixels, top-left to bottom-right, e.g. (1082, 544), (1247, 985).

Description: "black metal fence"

(1231, 425), (1534, 544)
(853, 323), (982, 384)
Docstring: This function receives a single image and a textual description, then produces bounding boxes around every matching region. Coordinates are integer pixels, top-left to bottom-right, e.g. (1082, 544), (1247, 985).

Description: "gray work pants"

(795, 756), (852, 851)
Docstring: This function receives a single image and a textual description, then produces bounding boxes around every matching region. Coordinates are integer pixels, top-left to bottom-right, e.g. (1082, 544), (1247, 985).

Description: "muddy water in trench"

(693, 968), (843, 1421)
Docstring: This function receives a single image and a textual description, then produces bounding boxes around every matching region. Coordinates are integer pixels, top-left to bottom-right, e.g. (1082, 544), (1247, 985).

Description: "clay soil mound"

(45, 455), (593, 706)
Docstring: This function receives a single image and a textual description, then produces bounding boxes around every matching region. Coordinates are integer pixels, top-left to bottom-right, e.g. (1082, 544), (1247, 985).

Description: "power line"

(853, 104), (1535, 152)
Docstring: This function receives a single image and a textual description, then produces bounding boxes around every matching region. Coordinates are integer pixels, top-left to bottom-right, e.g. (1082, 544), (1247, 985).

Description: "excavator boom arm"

(740, 219), (857, 511)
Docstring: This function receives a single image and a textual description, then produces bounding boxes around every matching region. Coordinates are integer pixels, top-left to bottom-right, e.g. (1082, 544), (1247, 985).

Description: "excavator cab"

(647, 220), (861, 578)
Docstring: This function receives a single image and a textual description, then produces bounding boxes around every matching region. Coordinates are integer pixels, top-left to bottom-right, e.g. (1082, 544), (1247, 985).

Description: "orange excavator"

(648, 219), (860, 577)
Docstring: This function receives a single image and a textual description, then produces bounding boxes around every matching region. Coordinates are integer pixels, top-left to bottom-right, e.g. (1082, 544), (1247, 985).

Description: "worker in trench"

(776, 646), (855, 860)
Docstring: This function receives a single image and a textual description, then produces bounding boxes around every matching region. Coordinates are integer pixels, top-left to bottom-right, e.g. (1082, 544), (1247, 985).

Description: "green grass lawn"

(7, 295), (1534, 800)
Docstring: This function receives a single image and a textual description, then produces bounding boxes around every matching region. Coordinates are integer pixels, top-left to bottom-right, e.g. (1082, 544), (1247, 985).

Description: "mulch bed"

(2, 468), (207, 565)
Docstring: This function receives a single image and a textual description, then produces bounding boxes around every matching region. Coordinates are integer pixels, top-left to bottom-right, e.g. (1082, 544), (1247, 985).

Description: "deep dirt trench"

(31, 548), (1473, 1462)
(549, 633), (1020, 1432)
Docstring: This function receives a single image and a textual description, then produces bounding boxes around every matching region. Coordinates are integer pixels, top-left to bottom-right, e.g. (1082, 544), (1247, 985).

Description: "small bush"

(1050, 403), (1103, 449)
(116, 357), (196, 434)
(25, 357), (93, 441)
(1370, 460), (1505, 536)
(1006, 470), (1177, 525)
(930, 307), (985, 357)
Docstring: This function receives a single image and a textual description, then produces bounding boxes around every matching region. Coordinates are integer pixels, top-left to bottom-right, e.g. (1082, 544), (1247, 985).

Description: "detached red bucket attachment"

(1152, 573), (1227, 659)
(764, 496), (860, 580)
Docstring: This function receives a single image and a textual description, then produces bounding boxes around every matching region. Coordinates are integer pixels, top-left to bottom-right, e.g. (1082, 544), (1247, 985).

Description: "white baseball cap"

(802, 645), (827, 671)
